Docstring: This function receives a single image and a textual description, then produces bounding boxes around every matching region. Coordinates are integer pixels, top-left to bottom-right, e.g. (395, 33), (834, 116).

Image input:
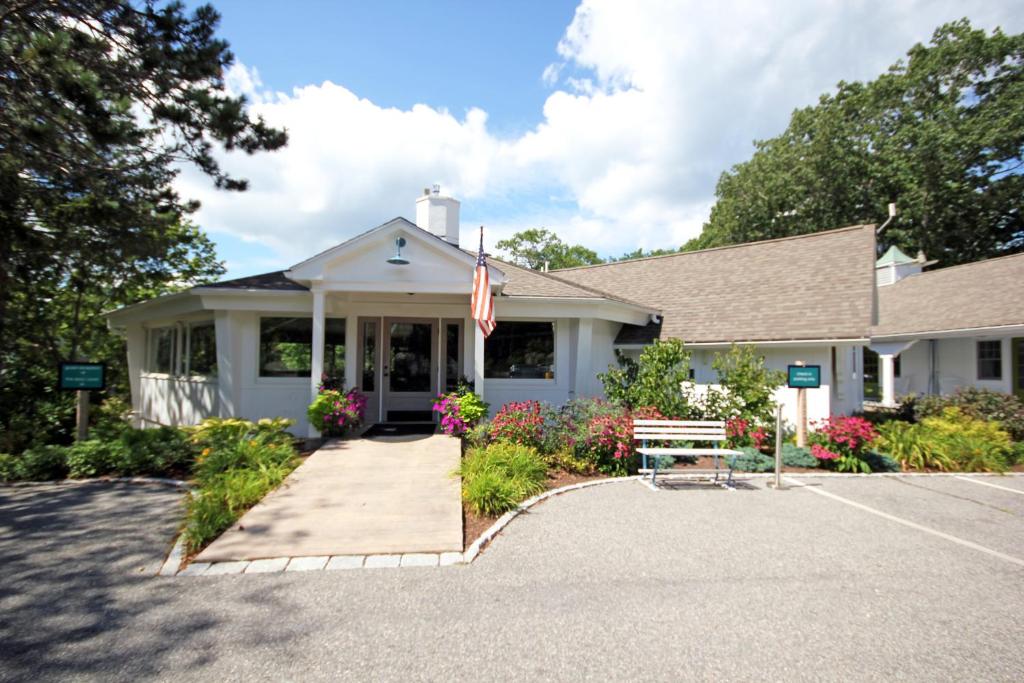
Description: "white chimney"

(415, 185), (460, 246)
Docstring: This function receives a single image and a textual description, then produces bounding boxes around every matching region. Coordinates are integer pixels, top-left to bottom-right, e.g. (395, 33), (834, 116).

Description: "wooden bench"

(633, 419), (743, 488)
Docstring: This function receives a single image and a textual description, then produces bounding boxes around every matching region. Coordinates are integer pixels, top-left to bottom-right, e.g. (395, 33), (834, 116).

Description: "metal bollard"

(772, 404), (783, 489)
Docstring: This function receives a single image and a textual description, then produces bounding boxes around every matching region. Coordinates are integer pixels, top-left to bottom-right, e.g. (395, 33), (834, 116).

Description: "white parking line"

(784, 477), (1024, 568)
(953, 475), (1024, 496)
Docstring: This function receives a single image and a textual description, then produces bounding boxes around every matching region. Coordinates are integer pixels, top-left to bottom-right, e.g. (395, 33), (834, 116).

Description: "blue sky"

(178, 1), (1024, 278)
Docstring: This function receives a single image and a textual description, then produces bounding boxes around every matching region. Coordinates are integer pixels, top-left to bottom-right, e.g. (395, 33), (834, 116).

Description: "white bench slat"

(638, 447), (743, 456)
(634, 436), (726, 441)
(632, 420), (725, 427)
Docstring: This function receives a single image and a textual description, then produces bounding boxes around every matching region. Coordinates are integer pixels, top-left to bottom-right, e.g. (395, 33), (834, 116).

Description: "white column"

(124, 324), (145, 427)
(309, 288), (325, 437)
(212, 313), (236, 419)
(344, 314), (358, 390)
(473, 321), (485, 399)
(574, 318), (593, 398)
(880, 353), (896, 407)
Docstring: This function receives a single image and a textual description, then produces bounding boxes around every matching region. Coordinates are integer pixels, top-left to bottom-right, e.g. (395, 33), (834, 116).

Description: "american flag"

(471, 227), (496, 337)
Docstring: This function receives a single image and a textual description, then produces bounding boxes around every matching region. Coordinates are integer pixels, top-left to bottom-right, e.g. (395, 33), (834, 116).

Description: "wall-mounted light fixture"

(387, 236), (409, 265)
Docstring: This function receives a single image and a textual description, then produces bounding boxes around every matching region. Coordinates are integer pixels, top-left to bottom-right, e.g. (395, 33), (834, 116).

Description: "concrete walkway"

(196, 434), (462, 562)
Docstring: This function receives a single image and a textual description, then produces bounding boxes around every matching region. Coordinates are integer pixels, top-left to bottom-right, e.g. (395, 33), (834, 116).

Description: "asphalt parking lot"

(1, 475), (1022, 681)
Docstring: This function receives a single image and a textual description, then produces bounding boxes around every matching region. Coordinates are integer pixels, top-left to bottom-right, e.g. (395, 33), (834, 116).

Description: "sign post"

(59, 362), (106, 442)
(769, 403), (783, 489)
(787, 362), (820, 448)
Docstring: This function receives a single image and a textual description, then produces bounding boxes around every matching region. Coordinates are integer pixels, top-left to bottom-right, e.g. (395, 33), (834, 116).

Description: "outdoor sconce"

(387, 236), (409, 265)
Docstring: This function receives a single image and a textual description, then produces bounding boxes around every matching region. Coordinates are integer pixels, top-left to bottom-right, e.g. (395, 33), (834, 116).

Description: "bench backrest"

(632, 419), (727, 442)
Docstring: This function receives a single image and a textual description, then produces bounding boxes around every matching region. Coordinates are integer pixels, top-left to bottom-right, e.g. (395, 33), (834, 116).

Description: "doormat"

(363, 423), (437, 438)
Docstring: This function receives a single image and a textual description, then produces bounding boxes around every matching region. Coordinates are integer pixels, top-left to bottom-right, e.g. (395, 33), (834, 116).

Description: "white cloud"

(179, 0), (1024, 272)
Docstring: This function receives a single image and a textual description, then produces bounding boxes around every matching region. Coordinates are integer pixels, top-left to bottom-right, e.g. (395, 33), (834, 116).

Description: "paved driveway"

(197, 434), (463, 561)
(1, 475), (1022, 681)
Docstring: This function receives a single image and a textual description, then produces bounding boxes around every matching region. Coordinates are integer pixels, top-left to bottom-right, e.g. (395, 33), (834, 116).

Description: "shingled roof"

(553, 225), (877, 344)
(196, 271), (308, 291)
(873, 252), (1024, 338)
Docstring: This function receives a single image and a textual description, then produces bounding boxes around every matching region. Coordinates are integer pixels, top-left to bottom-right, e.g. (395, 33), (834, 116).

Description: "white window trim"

(484, 318), (558, 383)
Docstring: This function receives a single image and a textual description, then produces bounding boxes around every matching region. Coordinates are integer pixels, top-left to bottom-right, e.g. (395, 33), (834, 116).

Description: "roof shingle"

(554, 225), (878, 343)
(873, 253), (1024, 337)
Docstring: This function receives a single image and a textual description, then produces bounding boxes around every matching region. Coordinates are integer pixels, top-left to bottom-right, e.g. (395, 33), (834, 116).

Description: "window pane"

(324, 319), (346, 382)
(389, 322), (432, 392)
(188, 322), (217, 376)
(362, 321), (376, 392)
(259, 317), (345, 379)
(149, 327), (175, 374)
(977, 340), (1002, 380)
(893, 353), (901, 378)
(260, 317), (311, 377)
(485, 321), (555, 379)
(862, 348), (880, 400)
(445, 323), (460, 392)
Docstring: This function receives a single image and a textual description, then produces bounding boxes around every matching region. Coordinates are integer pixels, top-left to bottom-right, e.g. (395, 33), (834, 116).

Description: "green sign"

(787, 364), (821, 389)
(59, 362), (106, 391)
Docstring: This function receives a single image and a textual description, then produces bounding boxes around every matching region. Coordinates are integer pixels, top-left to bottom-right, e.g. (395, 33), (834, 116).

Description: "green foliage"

(66, 440), (126, 479)
(117, 427), (192, 475)
(876, 408), (1012, 472)
(914, 388), (1024, 442)
(13, 445), (69, 481)
(781, 444), (818, 469)
(0, 453), (18, 482)
(463, 422), (492, 450)
(0, 1), (287, 454)
(600, 340), (694, 418)
(709, 344), (786, 424)
(689, 21), (1024, 265)
(732, 447), (774, 472)
(458, 443), (548, 516)
(495, 228), (603, 270)
(187, 417), (295, 453)
(183, 417), (299, 553)
(452, 390), (489, 425)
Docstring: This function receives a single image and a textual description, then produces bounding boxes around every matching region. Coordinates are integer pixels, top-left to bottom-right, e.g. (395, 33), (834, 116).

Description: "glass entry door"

(382, 318), (437, 422)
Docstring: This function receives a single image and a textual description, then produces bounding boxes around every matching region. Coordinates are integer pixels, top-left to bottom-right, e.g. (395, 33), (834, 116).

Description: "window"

(147, 327), (176, 374)
(485, 321), (555, 379)
(445, 322), (462, 392)
(977, 340), (1002, 380)
(862, 348), (880, 401)
(893, 353), (901, 378)
(361, 320), (376, 392)
(187, 322), (217, 377)
(259, 317), (345, 378)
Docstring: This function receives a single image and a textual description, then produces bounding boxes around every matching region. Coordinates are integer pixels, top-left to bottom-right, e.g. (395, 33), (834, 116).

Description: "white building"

(105, 190), (1022, 435)
(868, 246), (1024, 406)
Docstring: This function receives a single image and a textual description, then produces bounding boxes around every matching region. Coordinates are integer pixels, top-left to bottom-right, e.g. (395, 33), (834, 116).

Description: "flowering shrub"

(725, 417), (770, 452)
(809, 415), (879, 472)
(433, 390), (488, 436)
(307, 388), (367, 437)
(489, 400), (546, 449)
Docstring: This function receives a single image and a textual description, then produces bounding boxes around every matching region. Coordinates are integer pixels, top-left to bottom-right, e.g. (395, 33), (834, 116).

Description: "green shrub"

(915, 388), (1024, 442)
(599, 339), (695, 418)
(463, 422), (491, 450)
(66, 439), (127, 478)
(0, 453), (18, 482)
(707, 344), (786, 425)
(183, 422), (300, 553)
(877, 408), (1011, 472)
(732, 447), (774, 472)
(117, 426), (191, 475)
(781, 444), (818, 469)
(459, 443), (547, 516)
(91, 397), (133, 441)
(188, 417), (295, 452)
(16, 445), (70, 481)
(544, 447), (596, 474)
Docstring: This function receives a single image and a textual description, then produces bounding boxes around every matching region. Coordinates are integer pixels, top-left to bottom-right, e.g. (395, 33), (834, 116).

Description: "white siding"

(139, 375), (218, 426)
(895, 335), (1014, 396)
